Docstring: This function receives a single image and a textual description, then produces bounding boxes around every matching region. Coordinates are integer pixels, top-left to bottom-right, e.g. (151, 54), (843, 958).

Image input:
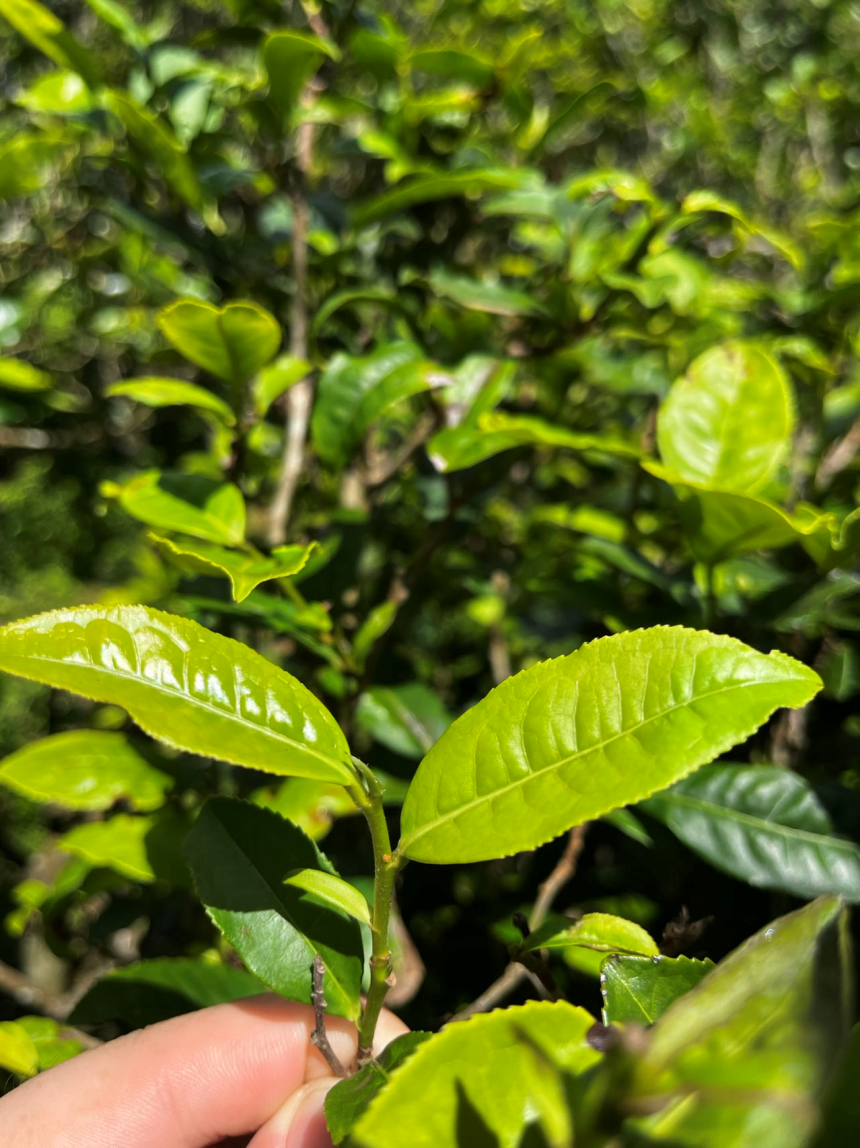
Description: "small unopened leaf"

(0, 730), (172, 811)
(186, 797), (364, 1020)
(398, 627), (821, 864)
(283, 868), (371, 926)
(158, 300), (281, 387)
(0, 605), (355, 784)
(149, 535), (316, 602)
(107, 378), (236, 425)
(601, 954), (715, 1025)
(524, 912), (658, 958)
(325, 1032), (432, 1144)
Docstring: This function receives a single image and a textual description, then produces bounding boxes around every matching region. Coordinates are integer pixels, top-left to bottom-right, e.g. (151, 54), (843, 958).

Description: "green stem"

(352, 760), (400, 1065)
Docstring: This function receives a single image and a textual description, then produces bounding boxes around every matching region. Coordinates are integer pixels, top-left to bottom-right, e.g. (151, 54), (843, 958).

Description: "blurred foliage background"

(1, 0), (860, 1074)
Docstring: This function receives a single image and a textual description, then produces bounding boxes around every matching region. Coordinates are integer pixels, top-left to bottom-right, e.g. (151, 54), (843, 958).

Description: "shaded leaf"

(0, 605), (355, 784)
(185, 797), (364, 1020)
(0, 0), (102, 87)
(642, 764), (860, 901)
(0, 730), (172, 812)
(71, 957), (264, 1027)
(352, 169), (527, 227)
(356, 683), (452, 758)
(398, 627), (821, 864)
(601, 954), (715, 1025)
(325, 1032), (433, 1144)
(263, 30), (339, 126)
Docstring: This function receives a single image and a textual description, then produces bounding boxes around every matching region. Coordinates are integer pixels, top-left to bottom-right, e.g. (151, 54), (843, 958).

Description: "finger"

(0, 995), (407, 1148)
(247, 1078), (335, 1148)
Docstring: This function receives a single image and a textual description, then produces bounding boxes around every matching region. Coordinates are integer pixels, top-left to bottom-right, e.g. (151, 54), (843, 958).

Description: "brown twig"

(450, 823), (589, 1021)
(309, 955), (347, 1077)
(0, 959), (102, 1049)
(816, 418), (860, 491)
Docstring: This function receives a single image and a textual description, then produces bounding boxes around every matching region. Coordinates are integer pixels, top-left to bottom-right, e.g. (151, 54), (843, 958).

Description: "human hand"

(0, 995), (408, 1148)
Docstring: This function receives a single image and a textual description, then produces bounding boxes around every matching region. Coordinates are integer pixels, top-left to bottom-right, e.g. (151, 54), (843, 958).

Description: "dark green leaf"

(325, 1032), (433, 1144)
(601, 954), (715, 1025)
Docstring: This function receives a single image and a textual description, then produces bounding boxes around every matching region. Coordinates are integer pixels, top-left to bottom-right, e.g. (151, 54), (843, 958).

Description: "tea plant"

(1, 0), (860, 1144)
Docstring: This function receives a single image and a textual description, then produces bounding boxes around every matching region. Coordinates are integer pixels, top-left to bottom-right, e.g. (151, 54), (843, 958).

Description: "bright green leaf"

(109, 471), (246, 546)
(157, 300), (281, 388)
(0, 605), (355, 784)
(0, 358), (52, 392)
(643, 764), (860, 901)
(149, 535), (316, 602)
(0, 1021), (39, 1078)
(16, 70), (94, 114)
(106, 379), (236, 425)
(0, 0), (102, 87)
(524, 911), (658, 958)
(14, 1016), (84, 1071)
(601, 954), (715, 1025)
(398, 627), (821, 863)
(253, 355), (309, 417)
(657, 342), (795, 494)
(351, 1001), (600, 1148)
(57, 811), (183, 882)
(427, 411), (639, 473)
(0, 730), (172, 812)
(185, 797), (364, 1020)
(283, 868), (371, 926)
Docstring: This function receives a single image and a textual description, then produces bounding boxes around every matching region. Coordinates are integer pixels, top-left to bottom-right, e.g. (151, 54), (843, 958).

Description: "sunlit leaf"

(0, 730), (172, 811)
(0, 358), (52, 392)
(253, 355), (309, 417)
(108, 471), (246, 546)
(283, 868), (371, 926)
(157, 299), (281, 388)
(58, 809), (188, 883)
(0, 1021), (39, 1078)
(601, 954), (715, 1025)
(325, 1032), (432, 1144)
(149, 535), (316, 602)
(106, 378), (236, 425)
(0, 0), (102, 87)
(0, 605), (356, 784)
(398, 627), (821, 863)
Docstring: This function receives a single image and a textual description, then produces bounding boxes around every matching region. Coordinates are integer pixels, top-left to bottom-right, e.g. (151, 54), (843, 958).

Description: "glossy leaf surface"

(312, 342), (450, 468)
(325, 1032), (432, 1144)
(185, 798), (363, 1020)
(427, 411), (639, 473)
(283, 868), (371, 926)
(399, 627), (821, 863)
(657, 341), (794, 493)
(107, 378), (236, 425)
(0, 730), (172, 811)
(71, 957), (264, 1027)
(355, 683), (452, 758)
(601, 954), (715, 1025)
(353, 1001), (599, 1147)
(157, 300), (281, 386)
(110, 471), (246, 546)
(643, 764), (860, 901)
(524, 911), (658, 957)
(631, 897), (850, 1147)
(149, 535), (316, 602)
(0, 605), (355, 784)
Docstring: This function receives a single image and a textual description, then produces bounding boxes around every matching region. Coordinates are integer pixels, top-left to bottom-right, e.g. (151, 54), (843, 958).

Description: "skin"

(0, 996), (408, 1148)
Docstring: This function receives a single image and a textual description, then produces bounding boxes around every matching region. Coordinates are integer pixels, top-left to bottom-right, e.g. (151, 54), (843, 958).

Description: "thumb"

(248, 1077), (335, 1148)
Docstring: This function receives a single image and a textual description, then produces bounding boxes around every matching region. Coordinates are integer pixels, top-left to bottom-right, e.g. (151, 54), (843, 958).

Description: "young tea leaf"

(351, 1001), (599, 1148)
(106, 379), (236, 425)
(643, 764), (860, 901)
(0, 605), (355, 784)
(149, 535), (317, 602)
(524, 912), (658, 958)
(601, 954), (715, 1025)
(157, 300), (281, 388)
(185, 797), (364, 1020)
(398, 627), (821, 863)
(108, 471), (246, 547)
(283, 868), (372, 927)
(0, 730), (172, 812)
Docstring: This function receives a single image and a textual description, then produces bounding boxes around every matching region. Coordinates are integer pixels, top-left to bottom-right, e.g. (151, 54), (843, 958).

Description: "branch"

(309, 955), (347, 1077)
(449, 823), (589, 1022)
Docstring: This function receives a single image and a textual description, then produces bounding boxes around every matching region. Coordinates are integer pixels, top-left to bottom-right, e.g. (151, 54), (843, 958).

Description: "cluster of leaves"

(1, 0), (860, 1145)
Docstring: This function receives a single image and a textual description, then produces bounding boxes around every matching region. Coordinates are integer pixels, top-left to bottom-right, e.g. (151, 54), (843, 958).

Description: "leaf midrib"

(400, 675), (805, 850)
(653, 790), (860, 855)
(9, 650), (352, 783)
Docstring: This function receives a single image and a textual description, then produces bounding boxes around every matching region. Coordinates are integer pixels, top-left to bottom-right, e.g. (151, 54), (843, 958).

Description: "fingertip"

(248, 1077), (335, 1148)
